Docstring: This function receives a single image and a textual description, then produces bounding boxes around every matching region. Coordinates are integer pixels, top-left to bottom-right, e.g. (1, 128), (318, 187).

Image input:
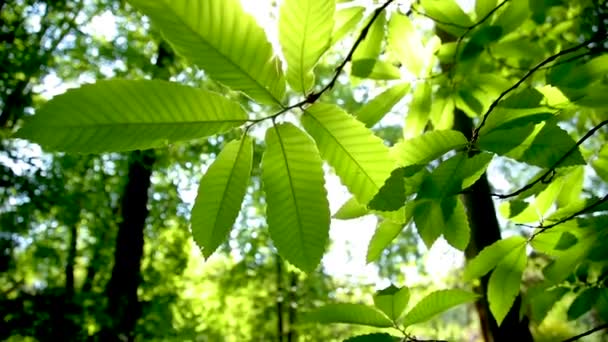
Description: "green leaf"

(191, 136), (253, 258)
(368, 165), (426, 212)
(16, 80), (247, 153)
(480, 122), (585, 169)
(262, 123), (330, 272)
(334, 197), (369, 220)
(367, 219), (409, 263)
(475, 0), (497, 19)
(418, 152), (493, 199)
(373, 285), (411, 320)
(279, 0), (334, 94)
(413, 199), (444, 248)
(343, 333), (400, 342)
(402, 289), (479, 327)
(404, 82), (431, 138)
(419, 0), (473, 36)
(302, 103), (394, 205)
(555, 232), (578, 250)
(355, 83), (410, 127)
(568, 288), (600, 320)
(493, 0), (529, 35)
(352, 60), (401, 80)
(464, 236), (527, 281)
(391, 130), (468, 167)
(461, 26), (502, 61)
(127, 0), (285, 104)
(443, 196), (470, 251)
(388, 13), (424, 75)
(488, 244), (527, 325)
(305, 303), (393, 327)
(430, 90), (455, 130)
(332, 7), (365, 44)
(593, 145), (608, 183)
(529, 286), (569, 323)
(352, 12), (385, 63)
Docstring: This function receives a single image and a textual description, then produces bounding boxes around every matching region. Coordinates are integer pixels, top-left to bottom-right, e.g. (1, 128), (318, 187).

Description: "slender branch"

(307, 0), (394, 103)
(531, 194), (608, 238)
(410, 5), (469, 29)
(494, 119), (608, 199)
(245, 0), (394, 129)
(471, 38), (596, 143)
(561, 322), (608, 342)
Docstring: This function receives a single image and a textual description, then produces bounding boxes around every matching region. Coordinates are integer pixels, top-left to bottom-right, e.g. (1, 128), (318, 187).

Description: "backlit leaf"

(262, 123), (330, 272)
(192, 136), (253, 258)
(332, 6), (365, 44)
(367, 218), (409, 263)
(402, 289), (479, 326)
(279, 0), (334, 94)
(443, 196), (470, 251)
(464, 236), (527, 281)
(334, 197), (369, 220)
(302, 103), (394, 204)
(488, 244), (527, 325)
(356, 83), (410, 127)
(17, 80), (247, 153)
(391, 130), (468, 167)
(373, 285), (411, 320)
(128, 0), (285, 104)
(305, 303), (393, 327)
(388, 13), (424, 75)
(404, 82), (431, 138)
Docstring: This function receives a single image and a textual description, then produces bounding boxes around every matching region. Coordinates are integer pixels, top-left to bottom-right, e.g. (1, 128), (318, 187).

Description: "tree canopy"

(4, 0), (608, 341)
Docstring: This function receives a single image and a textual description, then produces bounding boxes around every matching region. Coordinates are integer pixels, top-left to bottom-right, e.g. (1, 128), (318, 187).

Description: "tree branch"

(494, 119), (608, 199)
(471, 38), (597, 143)
(245, 0), (394, 128)
(561, 322), (608, 342)
(531, 194), (608, 238)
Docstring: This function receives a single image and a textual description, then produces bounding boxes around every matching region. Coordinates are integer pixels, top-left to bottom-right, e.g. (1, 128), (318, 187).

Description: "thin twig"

(494, 120), (608, 199)
(245, 0), (394, 129)
(561, 322), (608, 342)
(307, 0), (394, 103)
(471, 38), (596, 143)
(532, 194), (608, 238)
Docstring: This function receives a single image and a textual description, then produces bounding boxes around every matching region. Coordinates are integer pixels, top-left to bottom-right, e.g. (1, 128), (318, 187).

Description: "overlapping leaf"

(191, 136), (253, 258)
(262, 123), (330, 272)
(305, 303), (393, 327)
(128, 0), (285, 104)
(334, 197), (369, 220)
(404, 82), (431, 138)
(464, 236), (527, 280)
(302, 103), (394, 205)
(391, 130), (468, 167)
(279, 0), (334, 94)
(331, 6), (365, 44)
(355, 83), (410, 127)
(373, 285), (410, 320)
(351, 12), (388, 78)
(402, 289), (479, 327)
(16, 80), (247, 153)
(367, 219), (409, 263)
(488, 244), (527, 325)
(388, 13), (424, 75)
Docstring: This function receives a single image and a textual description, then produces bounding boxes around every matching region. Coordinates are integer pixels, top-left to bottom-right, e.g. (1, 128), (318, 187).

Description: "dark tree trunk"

(431, 25), (534, 341)
(276, 254), (285, 342)
(65, 222), (78, 297)
(97, 42), (173, 342)
(99, 150), (156, 341)
(454, 110), (533, 342)
(286, 272), (298, 342)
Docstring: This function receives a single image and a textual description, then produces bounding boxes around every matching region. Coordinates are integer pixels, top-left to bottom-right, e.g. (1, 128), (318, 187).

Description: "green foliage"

(191, 136), (253, 258)
(305, 303), (393, 328)
(279, 0), (334, 94)
(401, 289), (479, 327)
(9, 0), (608, 338)
(16, 80), (247, 152)
(262, 123), (329, 272)
(127, 0), (285, 104)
